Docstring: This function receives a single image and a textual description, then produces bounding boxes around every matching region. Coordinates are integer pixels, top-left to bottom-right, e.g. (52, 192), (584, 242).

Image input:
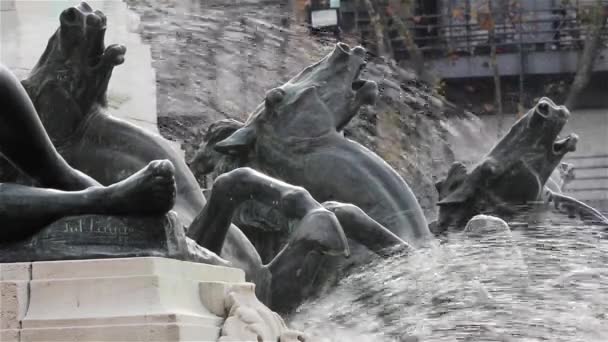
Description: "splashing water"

(289, 219), (608, 341)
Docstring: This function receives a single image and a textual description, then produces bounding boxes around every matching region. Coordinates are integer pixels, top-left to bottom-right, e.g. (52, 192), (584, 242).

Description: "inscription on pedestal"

(60, 218), (133, 244)
(0, 214), (187, 263)
(36, 216), (161, 248)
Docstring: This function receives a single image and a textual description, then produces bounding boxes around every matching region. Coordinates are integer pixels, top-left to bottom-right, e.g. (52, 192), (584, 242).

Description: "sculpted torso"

(254, 129), (430, 244)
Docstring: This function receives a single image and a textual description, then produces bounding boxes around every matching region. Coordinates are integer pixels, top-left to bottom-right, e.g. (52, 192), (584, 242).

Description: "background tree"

(387, 0), (433, 83)
(353, 0), (436, 84)
(489, 0), (503, 119)
(565, 0), (607, 109)
(361, 0), (389, 57)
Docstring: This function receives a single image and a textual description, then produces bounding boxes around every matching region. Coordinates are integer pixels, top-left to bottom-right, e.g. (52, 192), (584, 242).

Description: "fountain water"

(290, 216), (608, 341)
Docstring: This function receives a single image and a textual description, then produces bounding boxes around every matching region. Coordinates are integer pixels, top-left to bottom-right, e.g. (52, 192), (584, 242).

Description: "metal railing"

(344, 2), (608, 58)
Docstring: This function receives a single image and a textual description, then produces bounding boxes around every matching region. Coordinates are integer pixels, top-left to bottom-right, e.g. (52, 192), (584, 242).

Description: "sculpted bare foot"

(103, 160), (176, 215)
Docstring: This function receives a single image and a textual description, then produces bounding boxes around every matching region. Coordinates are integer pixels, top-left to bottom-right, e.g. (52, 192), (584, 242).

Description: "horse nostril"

(537, 102), (550, 117)
(86, 13), (102, 28)
(352, 46), (366, 57)
(61, 8), (79, 24)
(337, 42), (351, 52)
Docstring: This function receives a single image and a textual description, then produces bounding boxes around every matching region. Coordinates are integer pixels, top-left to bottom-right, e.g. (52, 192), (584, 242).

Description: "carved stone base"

(0, 214), (187, 263)
(0, 257), (304, 342)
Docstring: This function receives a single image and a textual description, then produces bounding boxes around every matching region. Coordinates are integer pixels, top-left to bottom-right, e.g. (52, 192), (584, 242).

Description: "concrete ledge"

(0, 263), (30, 281)
(20, 323), (221, 342)
(31, 256), (243, 282)
(0, 329), (19, 342)
(0, 257), (304, 342)
(0, 258), (238, 341)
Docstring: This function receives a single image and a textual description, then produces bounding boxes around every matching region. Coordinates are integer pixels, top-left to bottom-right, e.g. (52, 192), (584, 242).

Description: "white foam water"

(289, 219), (608, 341)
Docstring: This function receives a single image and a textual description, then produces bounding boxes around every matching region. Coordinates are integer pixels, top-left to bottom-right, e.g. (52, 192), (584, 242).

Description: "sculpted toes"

(153, 180), (175, 194)
(154, 175), (175, 185)
(148, 160), (162, 171)
(150, 159), (175, 177)
(163, 160), (176, 175)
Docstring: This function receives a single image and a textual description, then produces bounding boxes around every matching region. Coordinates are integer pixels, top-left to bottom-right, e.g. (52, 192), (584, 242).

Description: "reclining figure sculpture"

(0, 2), (408, 313)
(0, 63), (176, 241)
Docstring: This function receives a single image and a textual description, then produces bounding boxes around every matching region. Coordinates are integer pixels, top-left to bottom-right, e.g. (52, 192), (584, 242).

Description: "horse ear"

(437, 162), (470, 205)
(435, 180), (444, 194)
(447, 162), (468, 178)
(437, 185), (471, 205)
(214, 125), (256, 155)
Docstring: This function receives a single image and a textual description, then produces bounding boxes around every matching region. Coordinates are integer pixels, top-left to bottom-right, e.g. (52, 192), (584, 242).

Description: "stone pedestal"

(0, 257), (304, 342)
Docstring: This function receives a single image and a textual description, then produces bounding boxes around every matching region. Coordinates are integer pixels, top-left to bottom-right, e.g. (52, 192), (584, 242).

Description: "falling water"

(289, 216), (608, 341)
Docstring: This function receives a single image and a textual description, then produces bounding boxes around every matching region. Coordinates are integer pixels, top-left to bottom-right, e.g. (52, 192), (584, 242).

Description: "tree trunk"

(379, 10), (395, 58)
(387, 0), (432, 83)
(565, 1), (607, 109)
(361, 0), (388, 57)
(488, 1), (503, 120)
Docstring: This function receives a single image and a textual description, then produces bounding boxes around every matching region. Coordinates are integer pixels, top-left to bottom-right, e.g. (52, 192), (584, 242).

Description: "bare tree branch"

(488, 0), (503, 119)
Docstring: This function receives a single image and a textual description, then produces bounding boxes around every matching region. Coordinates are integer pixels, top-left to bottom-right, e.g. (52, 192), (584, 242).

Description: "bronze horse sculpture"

(434, 98), (607, 231)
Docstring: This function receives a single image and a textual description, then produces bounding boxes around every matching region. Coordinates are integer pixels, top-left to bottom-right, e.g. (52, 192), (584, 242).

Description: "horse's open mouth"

(552, 134), (578, 155)
(352, 79), (368, 91)
(351, 62), (368, 91)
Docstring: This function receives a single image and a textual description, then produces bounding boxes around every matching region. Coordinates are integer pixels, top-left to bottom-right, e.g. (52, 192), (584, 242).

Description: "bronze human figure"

(0, 63), (176, 242)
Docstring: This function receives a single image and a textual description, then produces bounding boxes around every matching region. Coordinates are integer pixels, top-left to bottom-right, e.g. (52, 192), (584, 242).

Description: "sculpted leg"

(187, 167), (349, 256)
(0, 64), (97, 190)
(0, 160), (176, 242)
(322, 201), (412, 256)
(264, 201), (414, 312)
(547, 190), (608, 225)
(265, 208), (350, 313)
(187, 167), (349, 310)
(265, 201), (413, 312)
